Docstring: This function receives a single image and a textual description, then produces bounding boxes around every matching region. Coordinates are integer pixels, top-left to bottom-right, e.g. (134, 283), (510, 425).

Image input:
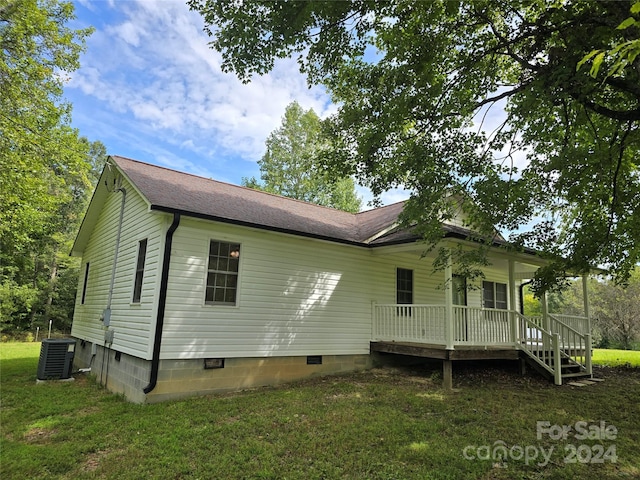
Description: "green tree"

(190, 0), (640, 291)
(0, 0), (95, 333)
(522, 284), (567, 317)
(0, 138), (106, 334)
(243, 101), (361, 213)
(553, 275), (640, 349)
(586, 272), (640, 350)
(579, 2), (640, 80)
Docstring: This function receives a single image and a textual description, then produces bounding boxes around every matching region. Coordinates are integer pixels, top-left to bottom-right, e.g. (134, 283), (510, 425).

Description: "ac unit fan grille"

(37, 339), (76, 380)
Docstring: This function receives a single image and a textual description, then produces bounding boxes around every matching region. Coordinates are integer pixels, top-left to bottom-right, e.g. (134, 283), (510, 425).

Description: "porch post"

(541, 291), (550, 332)
(582, 275), (593, 376)
(444, 251), (454, 350)
(582, 275), (591, 334)
(508, 259), (517, 343)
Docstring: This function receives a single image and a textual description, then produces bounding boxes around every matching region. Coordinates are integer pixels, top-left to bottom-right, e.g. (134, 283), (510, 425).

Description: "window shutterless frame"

(205, 240), (241, 306)
(132, 239), (148, 303)
(396, 267), (413, 304)
(396, 267), (413, 316)
(482, 281), (508, 309)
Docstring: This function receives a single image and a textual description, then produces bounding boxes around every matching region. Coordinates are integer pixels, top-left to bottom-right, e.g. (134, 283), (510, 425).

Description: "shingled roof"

(71, 155), (536, 258)
(112, 156), (408, 246)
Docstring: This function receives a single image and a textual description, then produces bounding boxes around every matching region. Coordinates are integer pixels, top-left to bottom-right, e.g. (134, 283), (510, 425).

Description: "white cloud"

(69, 0), (409, 206)
(107, 20), (142, 47)
(69, 0), (330, 172)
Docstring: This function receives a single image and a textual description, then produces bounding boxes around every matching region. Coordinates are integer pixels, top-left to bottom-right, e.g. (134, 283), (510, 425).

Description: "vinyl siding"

(71, 180), (164, 359)
(72, 186), (525, 362)
(160, 218), (446, 359)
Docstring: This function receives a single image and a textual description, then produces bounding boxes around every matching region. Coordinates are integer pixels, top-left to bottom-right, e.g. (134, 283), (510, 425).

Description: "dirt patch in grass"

(381, 359), (640, 389)
(220, 415), (241, 425)
(592, 365), (640, 382)
(23, 427), (56, 444)
(71, 373), (90, 386)
(73, 405), (101, 416)
(82, 449), (122, 472)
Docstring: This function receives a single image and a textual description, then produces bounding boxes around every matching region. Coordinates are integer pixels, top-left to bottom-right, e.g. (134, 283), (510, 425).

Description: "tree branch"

(608, 121), (633, 239)
(473, 83), (531, 110)
(581, 99), (640, 121)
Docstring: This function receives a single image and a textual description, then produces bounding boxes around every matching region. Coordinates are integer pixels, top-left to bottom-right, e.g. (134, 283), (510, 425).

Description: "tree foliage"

(579, 2), (640, 80)
(243, 101), (361, 213)
(190, 0), (640, 291)
(532, 272), (640, 350)
(591, 271), (640, 350)
(0, 0), (99, 334)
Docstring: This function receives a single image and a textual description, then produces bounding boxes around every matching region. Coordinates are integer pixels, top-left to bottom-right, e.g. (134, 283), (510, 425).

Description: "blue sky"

(66, 0), (410, 207)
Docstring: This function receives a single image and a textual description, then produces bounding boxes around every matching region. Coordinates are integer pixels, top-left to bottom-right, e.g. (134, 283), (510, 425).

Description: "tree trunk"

(43, 250), (59, 327)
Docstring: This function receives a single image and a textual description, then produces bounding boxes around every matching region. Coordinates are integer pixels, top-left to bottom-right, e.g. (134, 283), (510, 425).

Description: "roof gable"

(70, 162), (152, 257)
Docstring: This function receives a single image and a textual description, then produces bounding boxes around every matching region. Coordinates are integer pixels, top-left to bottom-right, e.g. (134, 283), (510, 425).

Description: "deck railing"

(516, 312), (562, 384)
(373, 304), (446, 344)
(373, 304), (513, 346)
(551, 314), (590, 335)
(452, 306), (512, 345)
(372, 304), (591, 386)
(549, 314), (592, 376)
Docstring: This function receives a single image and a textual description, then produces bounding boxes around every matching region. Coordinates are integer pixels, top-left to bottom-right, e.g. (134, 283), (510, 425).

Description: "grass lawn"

(1, 343), (639, 479)
(592, 348), (640, 367)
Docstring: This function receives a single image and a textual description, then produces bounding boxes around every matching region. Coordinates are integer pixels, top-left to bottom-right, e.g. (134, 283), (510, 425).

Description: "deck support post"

(508, 259), (517, 344)
(443, 359), (453, 391)
(553, 333), (562, 386)
(582, 276), (593, 377)
(518, 357), (527, 375)
(444, 250), (454, 350)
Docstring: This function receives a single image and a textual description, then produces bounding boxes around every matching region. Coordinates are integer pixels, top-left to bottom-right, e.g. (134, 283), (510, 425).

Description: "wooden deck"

(371, 306), (592, 387)
(370, 341), (520, 361)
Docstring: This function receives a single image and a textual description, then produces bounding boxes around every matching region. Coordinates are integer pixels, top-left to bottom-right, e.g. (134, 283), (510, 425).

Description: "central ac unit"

(37, 338), (76, 380)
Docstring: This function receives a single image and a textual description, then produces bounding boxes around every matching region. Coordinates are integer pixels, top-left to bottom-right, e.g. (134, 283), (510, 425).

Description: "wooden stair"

(522, 350), (591, 384)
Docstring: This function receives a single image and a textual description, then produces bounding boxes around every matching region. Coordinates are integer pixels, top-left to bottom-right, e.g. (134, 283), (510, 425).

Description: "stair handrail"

(548, 313), (585, 337)
(548, 314), (591, 375)
(515, 312), (557, 378)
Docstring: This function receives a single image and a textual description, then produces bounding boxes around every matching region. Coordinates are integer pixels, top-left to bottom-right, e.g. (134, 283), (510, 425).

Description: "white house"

(71, 156), (593, 403)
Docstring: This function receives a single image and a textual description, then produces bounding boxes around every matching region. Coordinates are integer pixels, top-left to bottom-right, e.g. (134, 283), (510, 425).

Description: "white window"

(483, 281), (508, 309)
(205, 240), (240, 306)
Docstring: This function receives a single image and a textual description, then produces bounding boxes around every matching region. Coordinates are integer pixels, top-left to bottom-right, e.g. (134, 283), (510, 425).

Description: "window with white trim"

(205, 240), (240, 306)
(482, 281), (508, 309)
(396, 268), (413, 304)
(132, 239), (147, 303)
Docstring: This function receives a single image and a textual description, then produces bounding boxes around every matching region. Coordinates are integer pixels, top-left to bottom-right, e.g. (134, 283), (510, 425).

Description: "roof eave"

(149, 205), (367, 248)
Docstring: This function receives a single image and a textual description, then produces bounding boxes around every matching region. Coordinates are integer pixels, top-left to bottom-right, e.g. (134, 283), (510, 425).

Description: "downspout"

(143, 213), (180, 394)
(519, 280), (533, 316)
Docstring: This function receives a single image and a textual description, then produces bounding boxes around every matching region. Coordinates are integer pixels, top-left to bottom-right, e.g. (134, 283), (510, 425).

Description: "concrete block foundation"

(73, 339), (372, 403)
